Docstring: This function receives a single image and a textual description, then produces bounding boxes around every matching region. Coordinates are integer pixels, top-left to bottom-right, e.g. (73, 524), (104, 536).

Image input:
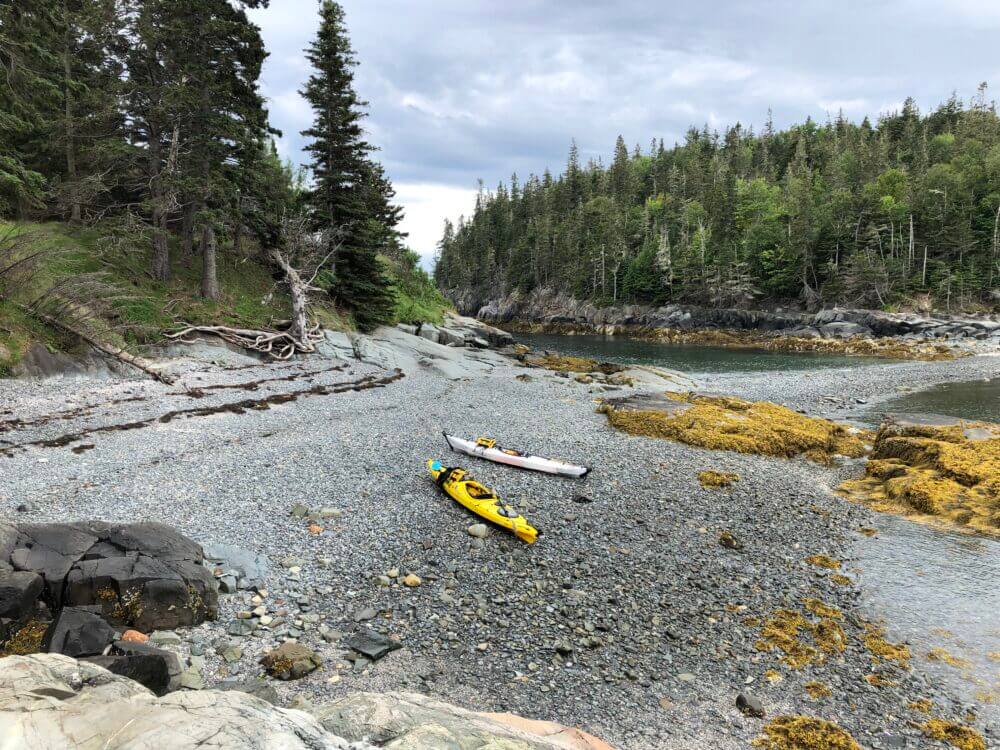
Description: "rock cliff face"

(452, 288), (1000, 343)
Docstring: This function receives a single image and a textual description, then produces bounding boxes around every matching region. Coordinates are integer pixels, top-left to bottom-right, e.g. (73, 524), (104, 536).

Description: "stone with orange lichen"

(120, 629), (148, 643)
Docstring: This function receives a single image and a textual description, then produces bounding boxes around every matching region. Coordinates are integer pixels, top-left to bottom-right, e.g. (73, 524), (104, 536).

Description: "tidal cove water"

(853, 514), (1000, 722)
(515, 331), (887, 374)
(871, 376), (1000, 424)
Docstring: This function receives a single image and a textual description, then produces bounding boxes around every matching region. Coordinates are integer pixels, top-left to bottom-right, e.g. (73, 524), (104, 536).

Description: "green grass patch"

(383, 250), (452, 326)
(0, 220), (349, 368)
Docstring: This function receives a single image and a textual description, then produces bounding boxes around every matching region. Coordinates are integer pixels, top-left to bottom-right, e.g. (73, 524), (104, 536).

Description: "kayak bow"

(443, 433), (589, 478)
(427, 459), (539, 544)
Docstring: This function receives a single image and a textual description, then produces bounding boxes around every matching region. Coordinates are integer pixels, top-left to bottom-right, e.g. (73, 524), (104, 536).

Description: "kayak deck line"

(427, 459), (539, 544)
(442, 432), (590, 478)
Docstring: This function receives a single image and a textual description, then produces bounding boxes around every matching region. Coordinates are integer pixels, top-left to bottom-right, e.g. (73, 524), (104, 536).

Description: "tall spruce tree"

(0, 0), (60, 216)
(301, 0), (393, 330)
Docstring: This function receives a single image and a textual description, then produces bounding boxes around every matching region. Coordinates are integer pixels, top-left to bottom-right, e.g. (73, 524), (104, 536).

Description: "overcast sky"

(247, 1), (1000, 267)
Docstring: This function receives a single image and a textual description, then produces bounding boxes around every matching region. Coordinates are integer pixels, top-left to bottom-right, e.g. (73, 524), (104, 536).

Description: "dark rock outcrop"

(1, 522), (218, 689)
(85, 639), (182, 695)
(0, 571), (43, 623)
(460, 288), (1000, 343)
(4, 521), (217, 633)
(42, 606), (118, 658)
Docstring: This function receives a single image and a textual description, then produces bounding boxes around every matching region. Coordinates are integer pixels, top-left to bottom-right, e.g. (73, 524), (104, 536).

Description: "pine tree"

(0, 0), (60, 216)
(301, 1), (393, 329)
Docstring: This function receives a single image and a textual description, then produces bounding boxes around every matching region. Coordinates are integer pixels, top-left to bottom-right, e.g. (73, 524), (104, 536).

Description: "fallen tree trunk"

(20, 304), (175, 385)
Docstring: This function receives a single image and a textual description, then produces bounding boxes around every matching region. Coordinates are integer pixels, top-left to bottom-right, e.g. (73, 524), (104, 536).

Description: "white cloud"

(394, 182), (479, 268)
(399, 93), (476, 122)
(818, 98), (867, 114)
(267, 89), (312, 128)
(666, 57), (754, 88)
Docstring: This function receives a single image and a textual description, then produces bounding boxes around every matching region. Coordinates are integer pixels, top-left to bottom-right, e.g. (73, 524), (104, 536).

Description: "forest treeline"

(0, 0), (425, 331)
(435, 91), (1000, 312)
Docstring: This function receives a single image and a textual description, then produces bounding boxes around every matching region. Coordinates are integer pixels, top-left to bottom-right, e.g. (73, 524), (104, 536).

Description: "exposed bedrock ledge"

(448, 288), (1000, 342)
(0, 654), (617, 749)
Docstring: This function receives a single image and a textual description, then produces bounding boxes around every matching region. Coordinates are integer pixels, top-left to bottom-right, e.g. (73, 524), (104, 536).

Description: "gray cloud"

(249, 0), (1000, 261)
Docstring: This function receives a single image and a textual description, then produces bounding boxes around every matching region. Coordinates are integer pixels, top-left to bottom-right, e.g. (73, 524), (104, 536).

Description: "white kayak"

(443, 433), (590, 478)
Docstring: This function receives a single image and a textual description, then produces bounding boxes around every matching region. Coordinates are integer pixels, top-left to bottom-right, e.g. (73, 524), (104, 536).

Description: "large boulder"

(316, 691), (616, 750)
(84, 639), (182, 696)
(4, 522), (218, 633)
(42, 606), (118, 658)
(0, 653), (365, 749)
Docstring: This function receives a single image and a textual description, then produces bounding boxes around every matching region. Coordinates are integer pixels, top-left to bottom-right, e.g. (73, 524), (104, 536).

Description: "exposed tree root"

(164, 323), (326, 361)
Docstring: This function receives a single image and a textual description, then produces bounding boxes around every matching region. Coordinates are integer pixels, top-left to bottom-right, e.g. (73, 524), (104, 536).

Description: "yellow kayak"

(427, 459), (539, 544)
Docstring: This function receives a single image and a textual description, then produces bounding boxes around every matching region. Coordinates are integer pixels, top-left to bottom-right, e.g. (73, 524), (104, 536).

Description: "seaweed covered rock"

(599, 392), (870, 464)
(920, 718), (987, 750)
(753, 716), (861, 750)
(699, 470), (739, 488)
(839, 414), (1000, 536)
(260, 642), (321, 680)
(526, 352), (625, 375)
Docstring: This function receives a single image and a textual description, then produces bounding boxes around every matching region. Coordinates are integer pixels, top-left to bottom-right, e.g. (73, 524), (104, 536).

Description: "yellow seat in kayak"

(427, 459), (539, 544)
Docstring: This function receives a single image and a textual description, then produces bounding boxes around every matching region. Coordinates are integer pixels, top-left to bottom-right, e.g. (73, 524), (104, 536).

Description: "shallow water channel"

(869, 376), (1000, 424)
(518, 331), (1000, 721)
(514, 331), (886, 373)
(852, 514), (1000, 720)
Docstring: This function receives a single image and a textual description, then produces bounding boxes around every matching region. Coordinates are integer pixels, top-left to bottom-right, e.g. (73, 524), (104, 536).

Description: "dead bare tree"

(165, 217), (339, 360)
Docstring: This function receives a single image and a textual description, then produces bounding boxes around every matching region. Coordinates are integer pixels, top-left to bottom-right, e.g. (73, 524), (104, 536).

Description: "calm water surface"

(869, 377), (1000, 424)
(853, 515), (1000, 720)
(515, 332), (887, 373)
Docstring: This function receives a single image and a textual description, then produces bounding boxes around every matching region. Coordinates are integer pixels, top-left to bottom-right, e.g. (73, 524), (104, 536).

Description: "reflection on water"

(515, 332), (889, 374)
(870, 377), (1000, 424)
(854, 514), (1000, 719)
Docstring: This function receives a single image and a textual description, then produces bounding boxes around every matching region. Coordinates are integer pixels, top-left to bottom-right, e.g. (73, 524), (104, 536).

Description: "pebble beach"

(1, 335), (997, 749)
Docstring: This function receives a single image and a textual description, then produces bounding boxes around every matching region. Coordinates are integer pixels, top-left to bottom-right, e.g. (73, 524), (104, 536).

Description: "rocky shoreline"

(458, 288), (1000, 350)
(1, 317), (998, 749)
